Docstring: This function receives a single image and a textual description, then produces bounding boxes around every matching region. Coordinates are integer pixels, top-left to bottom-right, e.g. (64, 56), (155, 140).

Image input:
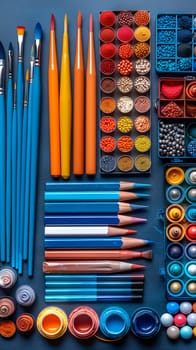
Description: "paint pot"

(131, 307), (161, 339)
(185, 242), (196, 259)
(15, 285), (36, 307)
(185, 280), (196, 297)
(185, 167), (196, 185)
(0, 320), (16, 338)
(134, 154), (151, 172)
(117, 155), (134, 172)
(68, 306), (99, 339)
(166, 205), (185, 222)
(100, 43), (116, 59)
(99, 27), (116, 43)
(100, 77), (116, 94)
(16, 313), (35, 334)
(185, 261), (196, 278)
(99, 306), (130, 339)
(134, 96), (151, 113)
(165, 166), (185, 185)
(186, 224), (196, 242)
(166, 185), (185, 204)
(0, 266), (17, 289)
(167, 261), (184, 278)
(187, 123), (196, 140)
(185, 186), (196, 203)
(36, 306), (68, 339)
(0, 297), (15, 318)
(100, 58), (116, 75)
(186, 81), (196, 99)
(185, 205), (196, 222)
(100, 155), (116, 173)
(166, 223), (185, 242)
(117, 26), (134, 43)
(100, 11), (116, 27)
(167, 279), (184, 297)
(167, 243), (184, 260)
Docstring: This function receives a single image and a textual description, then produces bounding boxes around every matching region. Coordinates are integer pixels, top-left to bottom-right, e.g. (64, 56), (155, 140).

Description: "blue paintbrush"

(28, 22), (42, 276)
(11, 83), (17, 268)
(0, 41), (6, 262)
(6, 42), (14, 263)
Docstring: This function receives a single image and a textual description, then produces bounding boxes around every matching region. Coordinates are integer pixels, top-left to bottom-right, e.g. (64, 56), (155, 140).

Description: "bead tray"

(99, 10), (152, 175)
(164, 164), (196, 300)
(156, 13), (196, 73)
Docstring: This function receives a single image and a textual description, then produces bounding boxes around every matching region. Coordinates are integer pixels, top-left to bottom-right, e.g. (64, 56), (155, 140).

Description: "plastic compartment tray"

(99, 10), (151, 175)
(164, 164), (196, 301)
(156, 13), (196, 73)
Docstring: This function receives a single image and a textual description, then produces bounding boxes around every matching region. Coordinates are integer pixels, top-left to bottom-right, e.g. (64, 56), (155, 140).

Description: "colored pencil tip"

(131, 264), (146, 270)
(34, 22), (42, 40)
(8, 42), (13, 51)
(127, 229), (137, 234)
(144, 240), (154, 245)
(130, 217), (147, 224)
(0, 41), (5, 59)
(133, 183), (152, 189)
(89, 14), (93, 32)
(129, 204), (149, 211)
(134, 193), (151, 198)
(64, 14), (68, 32)
(141, 250), (153, 260)
(16, 25), (25, 35)
(50, 14), (55, 30)
(77, 11), (82, 28)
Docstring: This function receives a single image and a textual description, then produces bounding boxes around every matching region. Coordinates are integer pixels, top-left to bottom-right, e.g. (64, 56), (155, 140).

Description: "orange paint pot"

(68, 306), (99, 339)
(36, 307), (68, 339)
(0, 320), (16, 338)
(16, 313), (35, 334)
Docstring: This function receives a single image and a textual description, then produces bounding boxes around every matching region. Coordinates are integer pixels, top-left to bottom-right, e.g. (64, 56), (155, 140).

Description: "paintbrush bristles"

(16, 26), (25, 35)
(50, 14), (55, 30)
(141, 250), (152, 260)
(25, 69), (29, 81)
(64, 14), (68, 32)
(77, 11), (82, 28)
(89, 13), (93, 32)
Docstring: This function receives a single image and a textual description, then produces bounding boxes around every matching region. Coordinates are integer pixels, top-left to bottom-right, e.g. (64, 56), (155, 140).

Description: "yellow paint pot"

(36, 307), (68, 339)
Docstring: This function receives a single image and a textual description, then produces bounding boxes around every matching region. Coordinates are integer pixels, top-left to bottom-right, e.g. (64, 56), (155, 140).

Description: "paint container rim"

(185, 279), (196, 297)
(68, 306), (99, 339)
(185, 186), (196, 204)
(166, 223), (185, 242)
(134, 95), (151, 113)
(36, 306), (68, 339)
(15, 284), (36, 307)
(166, 185), (185, 204)
(185, 261), (196, 278)
(165, 166), (185, 185)
(100, 58), (116, 76)
(185, 204), (196, 222)
(167, 279), (184, 297)
(185, 242), (196, 260)
(166, 204), (185, 223)
(166, 242), (184, 260)
(185, 167), (196, 185)
(185, 223), (196, 242)
(100, 306), (130, 339)
(131, 307), (161, 339)
(167, 261), (184, 278)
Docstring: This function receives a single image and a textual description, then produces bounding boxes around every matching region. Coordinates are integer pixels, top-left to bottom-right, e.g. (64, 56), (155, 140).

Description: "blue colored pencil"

(45, 281), (144, 288)
(46, 181), (151, 191)
(6, 43), (14, 263)
(28, 23), (42, 277)
(44, 202), (148, 214)
(45, 294), (143, 302)
(11, 84), (17, 268)
(44, 214), (146, 226)
(44, 191), (150, 202)
(45, 288), (143, 296)
(45, 273), (145, 281)
(0, 41), (6, 262)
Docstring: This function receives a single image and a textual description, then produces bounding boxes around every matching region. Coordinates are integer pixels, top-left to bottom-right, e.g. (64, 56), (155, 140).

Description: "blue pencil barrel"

(44, 237), (123, 249)
(44, 215), (120, 225)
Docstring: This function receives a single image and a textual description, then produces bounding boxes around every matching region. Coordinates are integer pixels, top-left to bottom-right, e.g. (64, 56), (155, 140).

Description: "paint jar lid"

(15, 285), (36, 307)
(167, 261), (184, 278)
(99, 27), (116, 43)
(131, 307), (161, 339)
(68, 306), (99, 339)
(185, 242), (196, 259)
(185, 224), (196, 242)
(100, 306), (130, 339)
(167, 242), (184, 260)
(185, 186), (196, 203)
(185, 167), (196, 185)
(16, 313), (35, 334)
(185, 205), (196, 222)
(165, 167), (185, 185)
(0, 320), (16, 338)
(166, 185), (185, 204)
(167, 279), (184, 297)
(166, 205), (185, 223)
(0, 266), (17, 289)
(36, 306), (68, 339)
(166, 223), (185, 242)
(0, 297), (15, 318)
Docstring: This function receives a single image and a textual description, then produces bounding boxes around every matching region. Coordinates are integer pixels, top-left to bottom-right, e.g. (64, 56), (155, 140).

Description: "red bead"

(173, 313), (187, 327)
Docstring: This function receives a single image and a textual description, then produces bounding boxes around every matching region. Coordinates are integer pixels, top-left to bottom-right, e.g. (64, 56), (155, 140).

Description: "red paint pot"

(100, 43), (116, 58)
(68, 306), (99, 339)
(100, 27), (116, 43)
(100, 11), (116, 26)
(100, 58), (116, 75)
(117, 26), (134, 43)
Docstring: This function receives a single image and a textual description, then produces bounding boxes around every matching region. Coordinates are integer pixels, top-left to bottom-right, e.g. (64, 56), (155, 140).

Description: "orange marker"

(73, 11), (84, 175)
(85, 14), (96, 175)
(48, 14), (61, 177)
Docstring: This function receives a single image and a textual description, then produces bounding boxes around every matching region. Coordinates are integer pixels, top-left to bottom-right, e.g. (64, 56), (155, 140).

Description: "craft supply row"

(99, 10), (151, 174)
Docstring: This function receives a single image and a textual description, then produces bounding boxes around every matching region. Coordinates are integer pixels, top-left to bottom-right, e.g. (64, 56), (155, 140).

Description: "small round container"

(167, 261), (184, 278)
(134, 96), (151, 113)
(166, 185), (185, 204)
(117, 26), (134, 43)
(0, 266), (17, 289)
(36, 307), (68, 339)
(16, 313), (35, 334)
(185, 205), (196, 222)
(15, 285), (36, 307)
(117, 59), (133, 76)
(185, 280), (196, 297)
(117, 116), (133, 133)
(117, 155), (134, 172)
(185, 242), (196, 259)
(187, 140), (196, 157)
(135, 58), (151, 75)
(0, 297), (15, 318)
(134, 154), (151, 172)
(100, 135), (116, 153)
(117, 76), (133, 93)
(187, 123), (196, 140)
(134, 11), (150, 26)
(134, 76), (151, 94)
(0, 320), (16, 338)
(100, 58), (116, 75)
(118, 11), (134, 26)
(99, 27), (116, 43)
(100, 77), (116, 94)
(100, 116), (116, 133)
(68, 306), (99, 339)
(134, 115), (151, 133)
(100, 11), (116, 27)
(186, 224), (196, 242)
(166, 205), (185, 222)
(185, 186), (196, 203)
(185, 261), (196, 278)
(134, 42), (150, 58)
(186, 81), (196, 99)
(100, 43), (116, 59)
(185, 167), (196, 185)
(117, 96), (133, 113)
(131, 307), (161, 339)
(134, 26), (151, 42)
(134, 135), (151, 152)
(165, 166), (185, 185)
(100, 155), (116, 173)
(167, 279), (184, 297)
(117, 135), (134, 153)
(100, 97), (116, 114)
(100, 306), (130, 339)
(167, 242), (184, 260)
(166, 223), (185, 242)
(118, 43), (134, 59)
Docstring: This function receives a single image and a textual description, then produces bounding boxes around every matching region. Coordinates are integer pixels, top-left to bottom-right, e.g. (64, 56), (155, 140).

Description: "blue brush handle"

(44, 237), (122, 249)
(0, 95), (6, 262)
(45, 191), (120, 201)
(28, 65), (41, 276)
(11, 106), (17, 267)
(44, 202), (119, 214)
(6, 78), (13, 263)
(44, 215), (120, 225)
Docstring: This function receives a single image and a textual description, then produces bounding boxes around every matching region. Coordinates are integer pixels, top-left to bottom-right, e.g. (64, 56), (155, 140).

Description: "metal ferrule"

(17, 35), (24, 61)
(29, 56), (34, 83)
(34, 39), (41, 66)
(0, 59), (5, 94)
(24, 78), (29, 107)
(8, 49), (13, 78)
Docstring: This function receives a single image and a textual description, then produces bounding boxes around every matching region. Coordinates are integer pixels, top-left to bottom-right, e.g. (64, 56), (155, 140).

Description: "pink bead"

(173, 313), (187, 327)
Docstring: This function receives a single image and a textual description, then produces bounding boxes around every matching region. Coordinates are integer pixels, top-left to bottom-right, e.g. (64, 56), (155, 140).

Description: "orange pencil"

(73, 11), (84, 175)
(48, 14), (61, 177)
(85, 13), (97, 175)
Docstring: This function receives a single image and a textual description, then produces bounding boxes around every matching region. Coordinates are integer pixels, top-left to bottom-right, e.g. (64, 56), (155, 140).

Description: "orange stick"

(85, 14), (97, 175)
(73, 11), (84, 175)
(48, 14), (61, 177)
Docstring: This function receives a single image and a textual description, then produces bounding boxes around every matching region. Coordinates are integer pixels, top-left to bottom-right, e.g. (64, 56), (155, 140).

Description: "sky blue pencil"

(45, 273), (145, 281)
(45, 288), (143, 296)
(45, 281), (144, 288)
(45, 294), (143, 302)
(45, 181), (151, 191)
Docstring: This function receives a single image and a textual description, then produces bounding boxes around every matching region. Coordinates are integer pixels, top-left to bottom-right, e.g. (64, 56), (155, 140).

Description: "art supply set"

(1, 1), (196, 349)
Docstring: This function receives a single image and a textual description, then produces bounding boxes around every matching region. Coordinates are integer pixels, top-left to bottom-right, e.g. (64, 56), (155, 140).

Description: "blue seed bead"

(157, 45), (175, 58)
(180, 325), (193, 340)
(157, 59), (176, 72)
(157, 30), (176, 43)
(167, 302), (180, 315)
(177, 58), (192, 71)
(187, 141), (196, 157)
(157, 15), (176, 29)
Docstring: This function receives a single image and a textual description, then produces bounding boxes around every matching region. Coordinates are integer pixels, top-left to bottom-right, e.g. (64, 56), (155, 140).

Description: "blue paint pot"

(167, 242), (184, 260)
(167, 261), (184, 278)
(166, 185), (185, 204)
(99, 306), (130, 339)
(131, 307), (161, 339)
(185, 242), (196, 260)
(185, 205), (196, 222)
(185, 167), (196, 185)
